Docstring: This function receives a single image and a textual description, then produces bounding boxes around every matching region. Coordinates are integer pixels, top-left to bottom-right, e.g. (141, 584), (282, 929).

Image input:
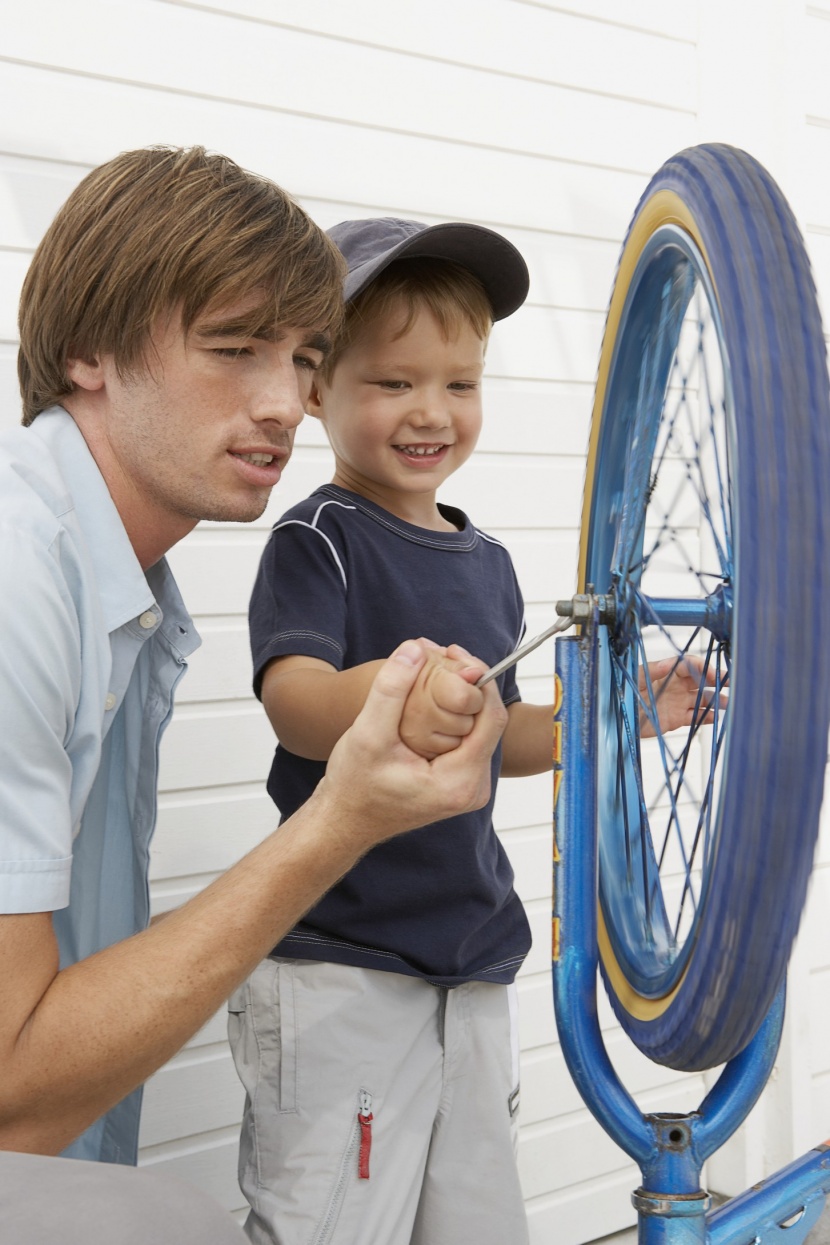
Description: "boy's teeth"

(399, 445), (442, 456)
(238, 452), (275, 466)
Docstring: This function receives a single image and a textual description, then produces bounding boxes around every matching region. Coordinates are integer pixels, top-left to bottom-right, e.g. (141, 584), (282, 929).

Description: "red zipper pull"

(358, 1090), (373, 1180)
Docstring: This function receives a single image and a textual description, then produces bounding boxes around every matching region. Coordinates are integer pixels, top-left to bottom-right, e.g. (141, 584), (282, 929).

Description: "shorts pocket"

(274, 959), (297, 1112)
(227, 958), (299, 1115)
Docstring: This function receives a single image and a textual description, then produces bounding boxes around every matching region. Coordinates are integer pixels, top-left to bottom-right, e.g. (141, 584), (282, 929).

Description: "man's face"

(79, 297), (330, 559)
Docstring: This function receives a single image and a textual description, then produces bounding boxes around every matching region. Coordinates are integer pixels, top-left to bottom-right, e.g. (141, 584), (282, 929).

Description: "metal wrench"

(476, 614), (574, 687)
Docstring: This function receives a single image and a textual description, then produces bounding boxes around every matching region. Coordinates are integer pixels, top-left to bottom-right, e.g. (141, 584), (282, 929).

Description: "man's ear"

(66, 356), (105, 393)
(306, 377), (324, 419)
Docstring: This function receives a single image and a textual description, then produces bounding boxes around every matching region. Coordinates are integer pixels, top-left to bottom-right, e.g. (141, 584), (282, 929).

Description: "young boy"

(233, 218), (707, 1244)
(230, 216), (534, 1245)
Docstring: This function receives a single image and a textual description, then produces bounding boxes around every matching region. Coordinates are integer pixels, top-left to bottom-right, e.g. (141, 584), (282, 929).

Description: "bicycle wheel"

(581, 144), (830, 1070)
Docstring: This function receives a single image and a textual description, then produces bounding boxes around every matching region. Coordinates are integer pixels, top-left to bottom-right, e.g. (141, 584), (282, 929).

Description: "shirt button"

(105, 692), (117, 711)
(139, 611), (158, 630)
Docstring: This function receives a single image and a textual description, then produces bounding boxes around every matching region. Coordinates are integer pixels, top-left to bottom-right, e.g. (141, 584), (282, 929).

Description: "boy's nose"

(410, 394), (450, 429)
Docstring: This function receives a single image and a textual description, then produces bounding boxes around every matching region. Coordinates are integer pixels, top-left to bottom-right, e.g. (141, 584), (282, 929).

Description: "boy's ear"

(306, 377), (324, 419)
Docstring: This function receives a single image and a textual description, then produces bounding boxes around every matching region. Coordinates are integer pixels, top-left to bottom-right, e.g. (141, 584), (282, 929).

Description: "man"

(0, 146), (505, 1239)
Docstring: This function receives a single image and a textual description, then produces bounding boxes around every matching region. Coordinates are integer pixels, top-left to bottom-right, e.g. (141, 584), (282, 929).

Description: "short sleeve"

(0, 524), (80, 912)
(499, 563), (525, 709)
(249, 517), (350, 698)
(500, 659), (522, 709)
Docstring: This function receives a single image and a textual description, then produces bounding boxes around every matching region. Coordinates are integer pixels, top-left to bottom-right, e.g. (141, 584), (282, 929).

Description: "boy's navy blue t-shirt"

(249, 483), (532, 986)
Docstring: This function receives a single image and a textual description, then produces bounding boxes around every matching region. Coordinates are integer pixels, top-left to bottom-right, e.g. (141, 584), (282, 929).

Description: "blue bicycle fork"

(552, 630), (830, 1245)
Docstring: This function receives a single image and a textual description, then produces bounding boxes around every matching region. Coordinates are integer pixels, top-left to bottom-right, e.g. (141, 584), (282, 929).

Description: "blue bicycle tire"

(581, 144), (830, 1070)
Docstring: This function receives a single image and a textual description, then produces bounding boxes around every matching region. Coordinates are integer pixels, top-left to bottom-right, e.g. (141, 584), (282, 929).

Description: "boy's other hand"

(399, 643), (488, 760)
(639, 654), (728, 737)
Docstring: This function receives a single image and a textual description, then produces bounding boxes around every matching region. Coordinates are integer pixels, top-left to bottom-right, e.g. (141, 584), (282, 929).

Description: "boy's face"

(309, 305), (485, 525)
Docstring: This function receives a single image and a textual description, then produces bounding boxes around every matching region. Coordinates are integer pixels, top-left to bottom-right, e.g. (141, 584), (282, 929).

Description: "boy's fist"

(399, 643), (489, 759)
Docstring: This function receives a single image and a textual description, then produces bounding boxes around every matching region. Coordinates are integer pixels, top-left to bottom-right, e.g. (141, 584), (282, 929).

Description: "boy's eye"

(378, 380), (408, 390)
(449, 381), (479, 392)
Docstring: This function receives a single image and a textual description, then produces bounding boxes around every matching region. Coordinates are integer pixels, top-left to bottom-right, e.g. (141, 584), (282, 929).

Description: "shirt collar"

(30, 407), (196, 652)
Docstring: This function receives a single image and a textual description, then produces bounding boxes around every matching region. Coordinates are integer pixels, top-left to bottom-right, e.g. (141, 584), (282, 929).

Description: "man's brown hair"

(18, 146), (345, 424)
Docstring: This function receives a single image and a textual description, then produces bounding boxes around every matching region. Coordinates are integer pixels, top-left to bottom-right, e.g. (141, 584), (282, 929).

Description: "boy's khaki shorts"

(228, 958), (529, 1245)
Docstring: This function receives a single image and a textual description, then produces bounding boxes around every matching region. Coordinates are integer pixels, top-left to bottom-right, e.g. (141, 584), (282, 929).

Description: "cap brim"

(343, 222), (529, 321)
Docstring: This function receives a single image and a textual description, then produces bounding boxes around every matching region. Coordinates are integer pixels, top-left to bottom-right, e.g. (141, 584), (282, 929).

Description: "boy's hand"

(399, 643), (488, 760)
(639, 655), (728, 737)
(320, 640), (507, 855)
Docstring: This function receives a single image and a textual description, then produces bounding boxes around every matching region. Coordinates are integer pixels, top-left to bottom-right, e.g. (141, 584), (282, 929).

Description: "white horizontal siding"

(162, 0), (697, 103)
(2, 0), (697, 176)
(0, 62), (659, 235)
(6, 0), (830, 1239)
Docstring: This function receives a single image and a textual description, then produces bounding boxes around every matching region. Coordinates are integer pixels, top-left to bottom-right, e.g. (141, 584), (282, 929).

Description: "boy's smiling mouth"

(393, 443), (447, 458)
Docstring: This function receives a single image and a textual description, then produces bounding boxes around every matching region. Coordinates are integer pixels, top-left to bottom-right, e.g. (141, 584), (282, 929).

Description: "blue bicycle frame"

(553, 629), (830, 1245)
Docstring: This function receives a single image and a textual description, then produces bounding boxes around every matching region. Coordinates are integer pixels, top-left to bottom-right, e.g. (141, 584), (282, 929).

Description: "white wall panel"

(150, 788), (277, 880)
(163, 0), (696, 109)
(4, 0), (697, 177)
(804, 8), (830, 119)
(5, 0), (828, 1237)
(481, 381), (594, 455)
(0, 61), (651, 238)
(526, 1170), (639, 1245)
(512, 1), (698, 41)
(172, 625), (252, 704)
(140, 1045), (243, 1149)
(496, 770), (554, 832)
(0, 343), (20, 428)
(0, 252), (28, 341)
(804, 226), (830, 326)
(158, 706), (275, 792)
(447, 455), (584, 529)
(0, 153), (85, 248)
(165, 537), (270, 616)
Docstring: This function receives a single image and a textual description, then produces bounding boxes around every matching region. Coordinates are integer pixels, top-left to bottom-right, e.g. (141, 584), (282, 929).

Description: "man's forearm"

(0, 641), (506, 1156)
(0, 784), (363, 1155)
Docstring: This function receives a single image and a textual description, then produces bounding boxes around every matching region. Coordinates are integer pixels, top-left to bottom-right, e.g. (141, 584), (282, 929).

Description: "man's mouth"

(232, 451), (278, 466)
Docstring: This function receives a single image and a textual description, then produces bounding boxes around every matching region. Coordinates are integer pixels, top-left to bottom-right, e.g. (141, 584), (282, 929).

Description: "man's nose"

(252, 367), (305, 430)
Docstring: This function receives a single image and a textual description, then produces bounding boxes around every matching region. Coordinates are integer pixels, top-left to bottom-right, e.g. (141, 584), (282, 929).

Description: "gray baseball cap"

(327, 217), (530, 321)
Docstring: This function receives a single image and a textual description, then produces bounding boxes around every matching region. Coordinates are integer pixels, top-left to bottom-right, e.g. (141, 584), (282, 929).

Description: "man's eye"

(294, 354), (321, 372)
(213, 346), (252, 359)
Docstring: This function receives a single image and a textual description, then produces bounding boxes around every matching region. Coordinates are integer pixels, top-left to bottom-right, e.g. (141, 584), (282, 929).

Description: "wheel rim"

(585, 222), (736, 1001)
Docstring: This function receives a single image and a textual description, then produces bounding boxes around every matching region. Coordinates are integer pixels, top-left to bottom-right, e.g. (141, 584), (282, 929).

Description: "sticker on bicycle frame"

(552, 673), (564, 959)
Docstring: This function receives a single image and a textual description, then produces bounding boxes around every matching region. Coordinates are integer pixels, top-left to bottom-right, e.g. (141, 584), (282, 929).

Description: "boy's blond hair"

(320, 257), (492, 382)
(18, 145), (345, 425)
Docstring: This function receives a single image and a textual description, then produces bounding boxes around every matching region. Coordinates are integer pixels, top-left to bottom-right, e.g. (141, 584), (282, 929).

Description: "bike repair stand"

(553, 628), (830, 1245)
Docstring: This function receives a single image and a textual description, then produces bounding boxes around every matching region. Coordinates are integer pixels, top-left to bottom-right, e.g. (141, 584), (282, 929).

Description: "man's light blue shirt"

(0, 406), (200, 1164)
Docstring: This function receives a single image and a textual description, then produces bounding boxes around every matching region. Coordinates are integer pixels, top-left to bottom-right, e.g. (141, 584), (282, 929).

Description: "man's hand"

(640, 654), (727, 738)
(319, 639), (507, 856)
(399, 643), (487, 760)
